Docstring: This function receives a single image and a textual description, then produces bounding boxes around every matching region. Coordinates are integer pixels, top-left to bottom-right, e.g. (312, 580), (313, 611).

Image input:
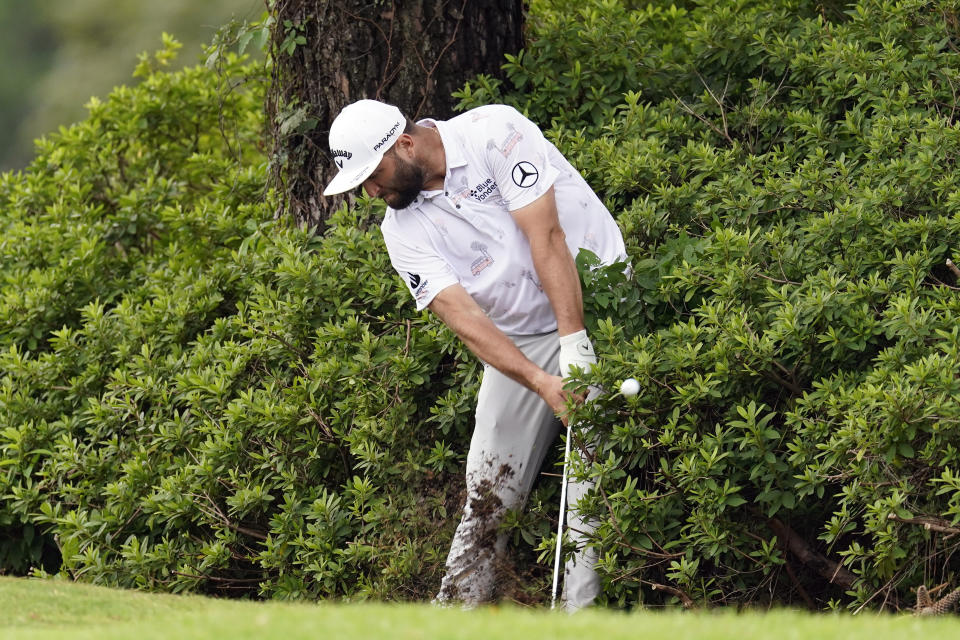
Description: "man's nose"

(362, 179), (380, 198)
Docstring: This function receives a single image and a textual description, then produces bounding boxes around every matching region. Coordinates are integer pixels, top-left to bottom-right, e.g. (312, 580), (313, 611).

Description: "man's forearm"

(429, 283), (578, 422)
(429, 284), (548, 393)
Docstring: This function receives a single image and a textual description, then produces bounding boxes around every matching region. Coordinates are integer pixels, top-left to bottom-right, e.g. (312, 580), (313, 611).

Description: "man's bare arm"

(428, 283), (571, 419)
(509, 186), (585, 337)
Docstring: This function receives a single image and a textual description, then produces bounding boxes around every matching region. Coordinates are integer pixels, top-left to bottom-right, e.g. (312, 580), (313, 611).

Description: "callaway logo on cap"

(323, 100), (406, 196)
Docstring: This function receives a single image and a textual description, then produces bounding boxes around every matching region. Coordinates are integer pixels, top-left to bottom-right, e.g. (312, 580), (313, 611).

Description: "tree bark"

(266, 0), (526, 230)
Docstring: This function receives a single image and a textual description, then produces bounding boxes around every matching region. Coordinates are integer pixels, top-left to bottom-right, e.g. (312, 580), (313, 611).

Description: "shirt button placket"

(446, 190), (461, 211)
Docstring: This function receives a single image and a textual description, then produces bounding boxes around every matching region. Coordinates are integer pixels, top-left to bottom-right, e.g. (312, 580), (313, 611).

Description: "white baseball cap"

(323, 100), (406, 196)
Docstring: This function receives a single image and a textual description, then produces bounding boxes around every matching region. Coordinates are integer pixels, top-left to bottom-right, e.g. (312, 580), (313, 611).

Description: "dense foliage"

(2, 0), (960, 612)
(458, 0), (960, 610)
(0, 37), (478, 600)
(0, 0), (257, 170)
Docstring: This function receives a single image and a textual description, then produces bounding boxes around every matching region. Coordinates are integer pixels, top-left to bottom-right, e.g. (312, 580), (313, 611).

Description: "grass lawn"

(2, 576), (958, 639)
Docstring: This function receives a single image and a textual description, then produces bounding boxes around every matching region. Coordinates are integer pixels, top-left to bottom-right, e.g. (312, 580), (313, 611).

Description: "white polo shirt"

(380, 104), (625, 336)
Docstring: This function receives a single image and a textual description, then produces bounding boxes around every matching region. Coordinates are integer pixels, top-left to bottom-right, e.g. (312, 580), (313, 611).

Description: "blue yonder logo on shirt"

(470, 178), (497, 202)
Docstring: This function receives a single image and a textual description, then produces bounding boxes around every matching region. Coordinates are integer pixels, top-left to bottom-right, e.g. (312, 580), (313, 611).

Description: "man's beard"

(384, 152), (426, 210)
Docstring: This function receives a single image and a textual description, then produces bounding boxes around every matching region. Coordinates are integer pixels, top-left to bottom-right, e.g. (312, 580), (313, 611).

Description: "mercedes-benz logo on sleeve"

(511, 161), (540, 188)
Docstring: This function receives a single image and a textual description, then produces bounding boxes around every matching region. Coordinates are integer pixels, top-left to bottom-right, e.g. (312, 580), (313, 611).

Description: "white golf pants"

(434, 331), (600, 610)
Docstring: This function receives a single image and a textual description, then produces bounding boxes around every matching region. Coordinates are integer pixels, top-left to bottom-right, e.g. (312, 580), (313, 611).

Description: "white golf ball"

(619, 378), (640, 396)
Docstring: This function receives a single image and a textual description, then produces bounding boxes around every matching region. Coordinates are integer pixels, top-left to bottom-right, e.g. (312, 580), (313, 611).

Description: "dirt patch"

(468, 478), (504, 549)
(437, 474), (506, 603)
(437, 459), (536, 604)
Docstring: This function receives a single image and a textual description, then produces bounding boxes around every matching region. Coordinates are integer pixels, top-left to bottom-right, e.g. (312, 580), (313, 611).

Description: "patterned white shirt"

(380, 104), (625, 336)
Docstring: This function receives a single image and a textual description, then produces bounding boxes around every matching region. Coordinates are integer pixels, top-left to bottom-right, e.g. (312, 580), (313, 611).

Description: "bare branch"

(767, 517), (857, 590)
(888, 513), (960, 537)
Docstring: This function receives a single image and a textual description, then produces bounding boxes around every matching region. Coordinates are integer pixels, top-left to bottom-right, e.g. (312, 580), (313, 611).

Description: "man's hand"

(532, 371), (585, 426)
(558, 329), (597, 380)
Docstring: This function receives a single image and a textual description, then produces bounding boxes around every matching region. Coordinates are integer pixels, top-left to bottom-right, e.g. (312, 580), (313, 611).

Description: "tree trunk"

(266, 0), (527, 230)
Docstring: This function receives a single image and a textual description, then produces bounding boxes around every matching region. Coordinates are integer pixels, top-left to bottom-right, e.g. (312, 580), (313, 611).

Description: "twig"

(695, 71), (732, 143)
(888, 513), (960, 536)
(852, 574), (901, 614)
(306, 406), (352, 477)
(764, 367), (804, 396)
(266, 330), (311, 369)
(673, 94), (734, 145)
(190, 492), (269, 541)
(928, 273), (960, 291)
(649, 581), (696, 608)
(753, 271), (802, 286)
(172, 571), (264, 583)
(947, 258), (960, 279)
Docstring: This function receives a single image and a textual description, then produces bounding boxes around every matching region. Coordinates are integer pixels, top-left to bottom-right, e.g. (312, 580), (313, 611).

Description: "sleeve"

(381, 218), (460, 311)
(481, 106), (561, 211)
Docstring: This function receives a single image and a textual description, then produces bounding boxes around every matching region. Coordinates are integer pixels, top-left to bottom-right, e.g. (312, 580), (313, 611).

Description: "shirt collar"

(417, 118), (467, 170)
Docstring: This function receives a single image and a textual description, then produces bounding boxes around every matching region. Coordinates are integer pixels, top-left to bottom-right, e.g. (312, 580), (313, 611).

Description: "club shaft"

(551, 421), (572, 609)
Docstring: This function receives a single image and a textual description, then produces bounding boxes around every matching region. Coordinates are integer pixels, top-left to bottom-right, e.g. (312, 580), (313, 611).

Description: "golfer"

(323, 99), (625, 610)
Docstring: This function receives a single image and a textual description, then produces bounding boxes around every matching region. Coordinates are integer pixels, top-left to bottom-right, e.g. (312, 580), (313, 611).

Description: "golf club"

(550, 419), (572, 609)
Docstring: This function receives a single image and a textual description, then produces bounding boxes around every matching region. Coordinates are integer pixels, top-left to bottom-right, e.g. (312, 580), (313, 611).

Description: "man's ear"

(393, 133), (415, 160)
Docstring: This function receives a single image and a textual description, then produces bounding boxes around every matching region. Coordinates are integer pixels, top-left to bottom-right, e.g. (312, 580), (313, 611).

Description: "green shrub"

(3, 0), (960, 613)
(463, 0), (960, 611)
(0, 38), (485, 599)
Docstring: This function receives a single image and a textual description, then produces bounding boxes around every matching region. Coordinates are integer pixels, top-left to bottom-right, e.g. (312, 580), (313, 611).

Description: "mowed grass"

(2, 576), (958, 640)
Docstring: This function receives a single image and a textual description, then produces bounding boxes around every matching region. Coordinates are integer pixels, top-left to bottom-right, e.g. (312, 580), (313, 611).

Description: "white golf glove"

(558, 329), (597, 380)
